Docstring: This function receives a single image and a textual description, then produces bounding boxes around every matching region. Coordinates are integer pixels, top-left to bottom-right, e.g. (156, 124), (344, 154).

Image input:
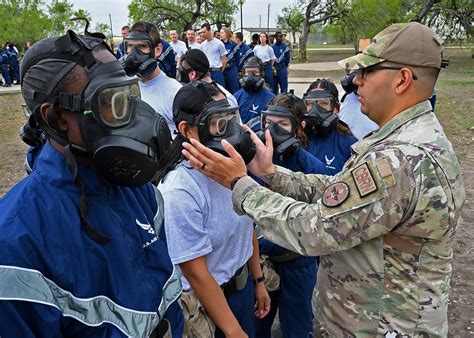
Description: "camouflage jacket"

(233, 101), (465, 337)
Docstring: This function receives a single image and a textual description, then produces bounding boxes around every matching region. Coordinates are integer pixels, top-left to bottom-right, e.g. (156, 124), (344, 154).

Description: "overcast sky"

(71, 0), (291, 35)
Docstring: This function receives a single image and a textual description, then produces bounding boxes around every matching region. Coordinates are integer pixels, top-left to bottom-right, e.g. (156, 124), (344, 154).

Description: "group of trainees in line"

(155, 74), (363, 337)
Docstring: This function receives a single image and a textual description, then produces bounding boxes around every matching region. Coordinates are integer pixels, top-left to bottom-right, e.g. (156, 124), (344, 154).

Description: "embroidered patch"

(322, 182), (350, 208)
(352, 162), (377, 197)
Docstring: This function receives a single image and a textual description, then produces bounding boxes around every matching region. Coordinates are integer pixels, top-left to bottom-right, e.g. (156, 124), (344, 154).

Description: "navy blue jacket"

(0, 141), (183, 337)
(237, 43), (254, 72)
(234, 87), (275, 129)
(223, 40), (239, 68)
(158, 39), (177, 79)
(272, 42), (290, 69)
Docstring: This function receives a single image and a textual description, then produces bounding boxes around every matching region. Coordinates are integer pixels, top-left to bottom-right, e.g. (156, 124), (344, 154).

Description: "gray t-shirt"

(139, 71), (182, 136)
(159, 162), (253, 290)
(339, 92), (379, 140)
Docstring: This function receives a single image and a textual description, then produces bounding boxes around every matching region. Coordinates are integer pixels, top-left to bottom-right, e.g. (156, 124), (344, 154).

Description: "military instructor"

(182, 22), (465, 336)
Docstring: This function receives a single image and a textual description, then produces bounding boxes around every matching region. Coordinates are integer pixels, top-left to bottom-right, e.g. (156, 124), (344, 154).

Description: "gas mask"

(302, 90), (339, 136)
(22, 30), (171, 187)
(176, 64), (191, 83)
(123, 30), (158, 79)
(340, 71), (357, 94)
(259, 105), (299, 160)
(176, 83), (256, 163)
(239, 72), (264, 92)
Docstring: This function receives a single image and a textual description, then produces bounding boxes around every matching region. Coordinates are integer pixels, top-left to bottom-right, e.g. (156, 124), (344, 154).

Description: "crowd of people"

(0, 43), (21, 87)
(0, 20), (465, 338)
(116, 24), (291, 97)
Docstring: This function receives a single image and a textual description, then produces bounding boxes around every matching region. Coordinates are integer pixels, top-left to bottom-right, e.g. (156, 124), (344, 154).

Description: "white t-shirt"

(159, 162), (253, 291)
(217, 83), (238, 107)
(187, 42), (201, 50)
(253, 44), (276, 63)
(139, 71), (182, 137)
(170, 40), (188, 62)
(339, 92), (379, 139)
(200, 38), (227, 68)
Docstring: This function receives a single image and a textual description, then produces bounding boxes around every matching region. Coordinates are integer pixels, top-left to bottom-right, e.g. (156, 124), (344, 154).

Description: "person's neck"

(206, 36), (213, 42)
(236, 41), (242, 46)
(188, 39), (195, 44)
(141, 66), (161, 83)
(261, 42), (266, 46)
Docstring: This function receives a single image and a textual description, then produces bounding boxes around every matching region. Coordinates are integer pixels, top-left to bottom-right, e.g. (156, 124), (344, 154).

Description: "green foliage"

(0, 0), (51, 46)
(128, 0), (238, 33)
(277, 3), (305, 42)
(0, 0), (111, 49)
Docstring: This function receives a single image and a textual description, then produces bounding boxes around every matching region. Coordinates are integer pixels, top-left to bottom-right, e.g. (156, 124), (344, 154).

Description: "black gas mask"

(240, 72), (264, 92)
(259, 105), (299, 160)
(21, 30), (171, 187)
(123, 30), (158, 79)
(302, 90), (339, 136)
(340, 71), (357, 94)
(176, 64), (191, 83)
(176, 83), (256, 163)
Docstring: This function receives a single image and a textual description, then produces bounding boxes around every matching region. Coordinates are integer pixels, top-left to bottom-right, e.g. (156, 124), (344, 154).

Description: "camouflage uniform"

(232, 100), (465, 337)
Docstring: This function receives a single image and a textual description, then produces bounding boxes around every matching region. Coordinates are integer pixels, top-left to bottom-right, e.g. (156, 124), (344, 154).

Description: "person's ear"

(394, 68), (414, 95)
(155, 43), (163, 58)
(300, 120), (306, 129)
(178, 121), (191, 139)
(39, 103), (68, 132)
(189, 70), (198, 81)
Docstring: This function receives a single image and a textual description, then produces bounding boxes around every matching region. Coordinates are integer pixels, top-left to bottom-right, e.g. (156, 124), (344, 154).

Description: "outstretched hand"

(182, 138), (247, 189)
(241, 125), (276, 180)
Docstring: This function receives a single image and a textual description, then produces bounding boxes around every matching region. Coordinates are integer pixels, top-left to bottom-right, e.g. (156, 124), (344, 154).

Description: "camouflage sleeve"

(261, 165), (334, 203)
(232, 148), (417, 256)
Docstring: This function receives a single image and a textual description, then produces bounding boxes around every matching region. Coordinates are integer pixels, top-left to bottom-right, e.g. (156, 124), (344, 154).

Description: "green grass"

(0, 93), (24, 143)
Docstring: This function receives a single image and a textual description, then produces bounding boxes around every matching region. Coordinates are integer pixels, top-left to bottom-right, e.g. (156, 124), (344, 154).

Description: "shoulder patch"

(322, 182), (350, 208)
(352, 162), (377, 197)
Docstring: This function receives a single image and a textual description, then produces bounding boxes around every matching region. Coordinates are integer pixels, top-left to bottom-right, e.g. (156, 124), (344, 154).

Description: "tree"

(47, 0), (91, 36)
(277, 3), (305, 43)
(128, 0), (238, 34)
(411, 0), (473, 41)
(298, 0), (350, 61)
(0, 0), (51, 47)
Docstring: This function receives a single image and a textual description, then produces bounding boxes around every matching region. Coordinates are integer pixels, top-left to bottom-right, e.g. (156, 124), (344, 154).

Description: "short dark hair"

(201, 23), (211, 31)
(121, 25), (130, 31)
(130, 21), (161, 46)
(235, 32), (243, 41)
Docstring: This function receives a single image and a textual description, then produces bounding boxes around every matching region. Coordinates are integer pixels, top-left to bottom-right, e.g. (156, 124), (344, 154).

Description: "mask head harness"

(240, 57), (265, 92)
(302, 89), (339, 136)
(123, 22), (159, 78)
(174, 81), (256, 164)
(176, 49), (209, 84)
(260, 104), (299, 160)
(20, 23), (171, 245)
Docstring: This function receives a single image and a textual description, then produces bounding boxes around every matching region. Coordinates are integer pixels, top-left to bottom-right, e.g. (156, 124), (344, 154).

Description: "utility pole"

(259, 15), (262, 29)
(108, 13), (114, 50)
(267, 4), (270, 35)
(239, 0), (244, 33)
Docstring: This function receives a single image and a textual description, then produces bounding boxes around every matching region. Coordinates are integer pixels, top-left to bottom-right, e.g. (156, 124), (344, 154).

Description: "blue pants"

(210, 70), (225, 87)
(263, 63), (274, 91)
(1, 65), (11, 85)
(223, 65), (240, 94)
(273, 66), (288, 94)
(10, 58), (20, 83)
(255, 256), (317, 338)
(164, 300), (184, 337)
(215, 275), (255, 338)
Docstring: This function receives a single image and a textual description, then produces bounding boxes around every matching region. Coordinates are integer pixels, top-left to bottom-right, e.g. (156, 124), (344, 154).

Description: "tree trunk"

(299, 3), (313, 62)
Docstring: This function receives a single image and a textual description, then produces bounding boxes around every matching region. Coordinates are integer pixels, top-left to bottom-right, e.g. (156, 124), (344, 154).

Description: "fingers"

(242, 124), (265, 147)
(264, 129), (273, 151)
(221, 139), (243, 162)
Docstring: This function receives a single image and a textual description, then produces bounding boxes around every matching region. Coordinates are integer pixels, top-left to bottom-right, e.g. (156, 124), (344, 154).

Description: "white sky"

(71, 0), (291, 35)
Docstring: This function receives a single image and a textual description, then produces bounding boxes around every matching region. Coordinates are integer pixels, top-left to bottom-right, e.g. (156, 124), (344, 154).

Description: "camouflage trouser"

(179, 290), (215, 338)
(260, 255), (281, 292)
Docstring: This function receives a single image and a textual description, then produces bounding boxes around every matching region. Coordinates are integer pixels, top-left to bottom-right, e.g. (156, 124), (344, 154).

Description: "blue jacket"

(234, 87), (275, 129)
(223, 40), (239, 69)
(272, 42), (290, 69)
(258, 146), (328, 263)
(0, 141), (183, 337)
(158, 39), (177, 79)
(306, 129), (357, 175)
(237, 43), (254, 72)
(116, 41), (126, 59)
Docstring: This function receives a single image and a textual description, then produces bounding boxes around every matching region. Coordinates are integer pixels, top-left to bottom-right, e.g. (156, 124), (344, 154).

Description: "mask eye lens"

(208, 110), (239, 136)
(98, 84), (140, 127)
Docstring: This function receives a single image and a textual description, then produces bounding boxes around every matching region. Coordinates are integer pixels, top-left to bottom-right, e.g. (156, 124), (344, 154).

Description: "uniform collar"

(35, 141), (106, 195)
(352, 100), (432, 155)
